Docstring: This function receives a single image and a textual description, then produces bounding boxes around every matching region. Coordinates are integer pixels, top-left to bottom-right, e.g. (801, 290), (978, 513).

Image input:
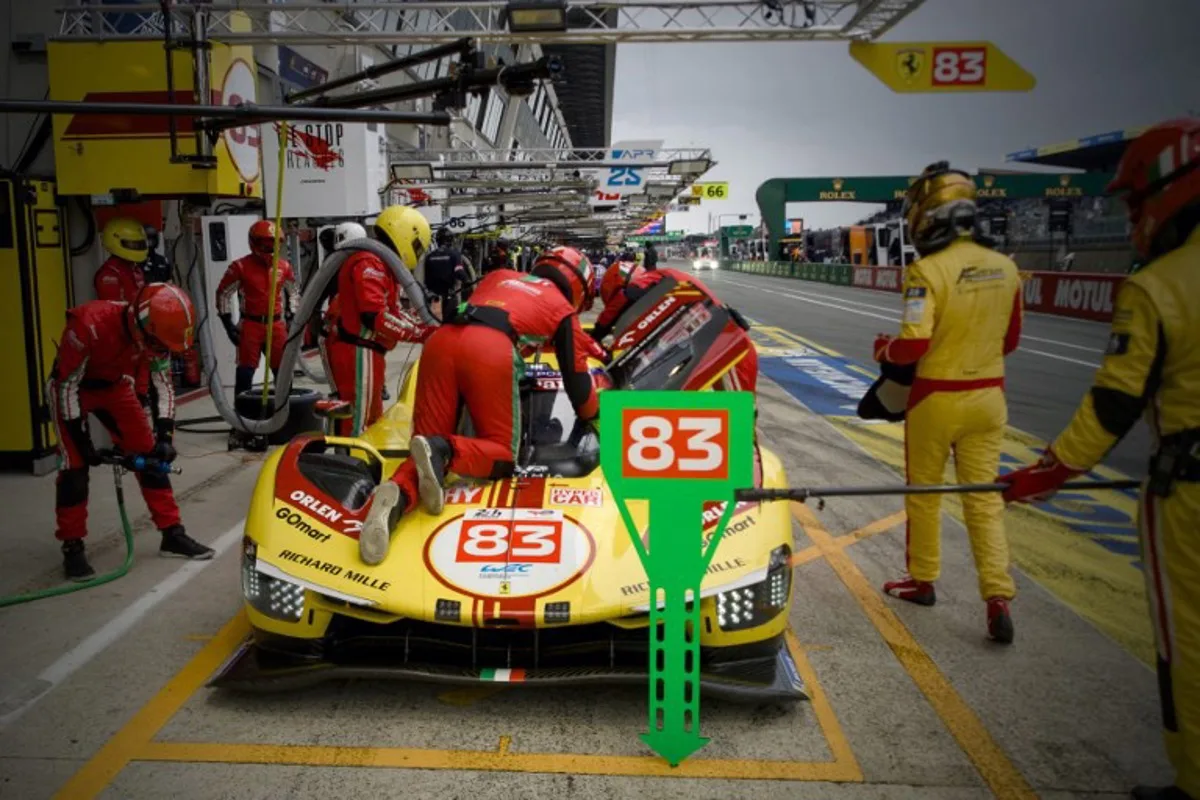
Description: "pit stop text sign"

(850, 41), (1035, 93)
(600, 390), (755, 766)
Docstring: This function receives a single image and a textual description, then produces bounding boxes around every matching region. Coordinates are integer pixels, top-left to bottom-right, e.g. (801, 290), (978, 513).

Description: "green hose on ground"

(0, 463), (136, 609)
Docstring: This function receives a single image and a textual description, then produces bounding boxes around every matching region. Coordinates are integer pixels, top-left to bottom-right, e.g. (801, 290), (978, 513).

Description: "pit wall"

(721, 261), (1123, 323)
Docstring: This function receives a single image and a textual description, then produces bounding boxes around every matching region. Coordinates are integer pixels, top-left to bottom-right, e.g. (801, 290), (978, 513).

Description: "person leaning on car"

(357, 247), (605, 567)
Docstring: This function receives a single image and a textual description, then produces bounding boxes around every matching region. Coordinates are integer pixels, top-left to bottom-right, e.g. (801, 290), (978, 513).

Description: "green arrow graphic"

(601, 391), (754, 767)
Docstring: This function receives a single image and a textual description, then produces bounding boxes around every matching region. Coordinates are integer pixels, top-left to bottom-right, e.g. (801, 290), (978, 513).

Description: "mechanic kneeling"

(358, 246), (603, 566)
(1000, 120), (1200, 800)
(49, 284), (214, 580)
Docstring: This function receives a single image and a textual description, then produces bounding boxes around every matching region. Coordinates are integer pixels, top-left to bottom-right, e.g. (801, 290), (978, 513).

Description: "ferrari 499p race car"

(213, 275), (805, 703)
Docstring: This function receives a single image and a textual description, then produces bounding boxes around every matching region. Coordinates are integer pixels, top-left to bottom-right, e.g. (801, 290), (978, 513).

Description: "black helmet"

(143, 225), (161, 248)
(435, 227), (453, 247)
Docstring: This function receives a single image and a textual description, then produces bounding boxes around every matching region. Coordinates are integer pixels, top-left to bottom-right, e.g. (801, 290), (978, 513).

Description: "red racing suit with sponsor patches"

(48, 301), (181, 540)
(216, 253), (298, 372)
(325, 250), (434, 435)
(1048, 227), (1200, 795)
(94, 255), (151, 397)
(593, 268), (758, 392)
(387, 270), (601, 511)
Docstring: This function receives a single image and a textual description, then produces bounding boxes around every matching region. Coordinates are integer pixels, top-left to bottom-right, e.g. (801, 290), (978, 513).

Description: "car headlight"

(693, 260), (702, 268)
(714, 545), (791, 631)
(242, 538), (305, 622)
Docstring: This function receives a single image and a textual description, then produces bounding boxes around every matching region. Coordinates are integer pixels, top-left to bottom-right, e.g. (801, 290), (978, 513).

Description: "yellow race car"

(214, 297), (804, 703)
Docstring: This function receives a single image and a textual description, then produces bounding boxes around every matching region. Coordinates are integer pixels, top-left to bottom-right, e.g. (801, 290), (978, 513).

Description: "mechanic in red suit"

(216, 220), (299, 399)
(592, 265), (758, 392)
(358, 246), (602, 565)
(49, 284), (214, 580)
(324, 206), (435, 436)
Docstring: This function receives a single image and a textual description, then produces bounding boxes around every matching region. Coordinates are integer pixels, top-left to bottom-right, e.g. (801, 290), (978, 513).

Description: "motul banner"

(851, 266), (903, 292)
(1021, 271), (1123, 322)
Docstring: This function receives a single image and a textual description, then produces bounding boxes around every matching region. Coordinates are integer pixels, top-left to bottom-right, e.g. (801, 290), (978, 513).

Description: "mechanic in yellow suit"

(1001, 120), (1200, 800)
(873, 161), (1023, 644)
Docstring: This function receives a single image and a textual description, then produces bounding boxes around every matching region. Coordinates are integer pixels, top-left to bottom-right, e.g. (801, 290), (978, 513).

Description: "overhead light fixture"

(390, 162), (435, 181)
(505, 0), (568, 33)
(669, 158), (712, 177)
(645, 181), (679, 201)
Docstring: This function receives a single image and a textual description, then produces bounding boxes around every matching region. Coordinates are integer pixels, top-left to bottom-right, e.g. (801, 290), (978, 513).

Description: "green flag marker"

(600, 390), (755, 766)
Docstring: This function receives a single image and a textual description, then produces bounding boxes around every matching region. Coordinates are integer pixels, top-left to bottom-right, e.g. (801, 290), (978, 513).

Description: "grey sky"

(611, 0), (1200, 234)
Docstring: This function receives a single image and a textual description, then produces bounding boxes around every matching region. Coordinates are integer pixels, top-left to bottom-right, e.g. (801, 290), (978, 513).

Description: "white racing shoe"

(411, 435), (450, 516)
(360, 482), (402, 565)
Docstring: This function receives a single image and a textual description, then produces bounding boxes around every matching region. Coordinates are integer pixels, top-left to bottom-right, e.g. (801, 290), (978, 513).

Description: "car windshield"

(519, 363), (600, 478)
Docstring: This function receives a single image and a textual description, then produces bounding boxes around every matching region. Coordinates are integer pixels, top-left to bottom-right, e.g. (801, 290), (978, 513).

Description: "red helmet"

(1108, 119), (1200, 258)
(129, 283), (196, 354)
(600, 261), (644, 307)
(532, 246), (595, 313)
(248, 219), (277, 258)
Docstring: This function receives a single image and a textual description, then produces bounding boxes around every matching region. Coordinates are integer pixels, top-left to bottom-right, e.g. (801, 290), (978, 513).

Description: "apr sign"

(590, 140), (664, 206)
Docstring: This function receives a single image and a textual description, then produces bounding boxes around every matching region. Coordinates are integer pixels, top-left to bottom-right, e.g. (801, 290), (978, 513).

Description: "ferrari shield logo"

(895, 48), (925, 84)
(499, 580), (511, 596)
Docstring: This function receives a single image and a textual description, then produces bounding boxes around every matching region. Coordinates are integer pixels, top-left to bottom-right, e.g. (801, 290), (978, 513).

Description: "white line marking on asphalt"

(0, 522), (244, 729)
(719, 277), (1102, 368)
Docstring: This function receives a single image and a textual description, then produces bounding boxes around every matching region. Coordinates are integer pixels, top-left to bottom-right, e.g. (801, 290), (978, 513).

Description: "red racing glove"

(997, 449), (1082, 503)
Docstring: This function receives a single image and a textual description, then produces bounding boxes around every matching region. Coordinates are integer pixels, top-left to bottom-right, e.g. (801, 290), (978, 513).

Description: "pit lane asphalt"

(0, 285), (1169, 798)
(702, 268), (1149, 478)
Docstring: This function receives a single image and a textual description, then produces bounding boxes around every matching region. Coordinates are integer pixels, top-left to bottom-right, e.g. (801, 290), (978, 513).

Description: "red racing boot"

(882, 576), (937, 606)
(987, 597), (1015, 644)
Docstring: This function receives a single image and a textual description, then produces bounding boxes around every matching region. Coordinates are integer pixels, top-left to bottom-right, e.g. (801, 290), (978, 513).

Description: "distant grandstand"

(822, 129), (1144, 274)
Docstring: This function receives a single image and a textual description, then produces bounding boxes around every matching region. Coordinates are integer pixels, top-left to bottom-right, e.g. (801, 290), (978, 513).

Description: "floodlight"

(390, 162), (435, 181)
(506, 0), (568, 33)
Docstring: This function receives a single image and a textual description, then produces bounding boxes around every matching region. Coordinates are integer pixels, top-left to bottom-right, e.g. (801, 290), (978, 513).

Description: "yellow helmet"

(101, 217), (150, 263)
(373, 205), (431, 269)
(903, 161), (977, 255)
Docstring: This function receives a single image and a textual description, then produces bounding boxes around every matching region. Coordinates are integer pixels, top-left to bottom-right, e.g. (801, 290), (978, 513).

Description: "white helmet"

(333, 222), (367, 249)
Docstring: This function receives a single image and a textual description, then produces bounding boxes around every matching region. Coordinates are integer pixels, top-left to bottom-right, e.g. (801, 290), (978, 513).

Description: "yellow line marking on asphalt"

(53, 612), (252, 800)
(135, 737), (862, 781)
(792, 502), (1037, 800)
(61, 607), (861, 789)
(789, 510), (907, 567)
(840, 510), (907, 545)
(785, 631), (863, 782)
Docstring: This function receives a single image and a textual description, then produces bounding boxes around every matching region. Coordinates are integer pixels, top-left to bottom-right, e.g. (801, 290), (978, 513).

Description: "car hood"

(248, 436), (788, 628)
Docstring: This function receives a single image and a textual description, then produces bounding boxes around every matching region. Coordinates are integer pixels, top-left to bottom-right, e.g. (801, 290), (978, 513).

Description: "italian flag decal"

(480, 668), (527, 682)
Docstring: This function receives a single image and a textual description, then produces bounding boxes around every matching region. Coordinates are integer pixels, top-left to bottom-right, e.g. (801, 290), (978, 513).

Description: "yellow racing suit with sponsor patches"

(897, 238), (1022, 601)
(1051, 227), (1200, 795)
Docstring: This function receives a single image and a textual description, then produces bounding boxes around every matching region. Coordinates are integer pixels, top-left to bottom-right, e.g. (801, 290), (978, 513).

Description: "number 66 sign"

(599, 390), (754, 766)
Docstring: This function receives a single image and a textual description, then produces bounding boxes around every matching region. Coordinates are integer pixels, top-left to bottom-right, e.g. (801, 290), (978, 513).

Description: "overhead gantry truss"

(57, 1), (928, 45)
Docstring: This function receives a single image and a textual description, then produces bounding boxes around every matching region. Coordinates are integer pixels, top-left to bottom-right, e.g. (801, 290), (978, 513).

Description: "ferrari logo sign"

(895, 48), (924, 85)
(852, 41), (1035, 93)
(601, 391), (754, 766)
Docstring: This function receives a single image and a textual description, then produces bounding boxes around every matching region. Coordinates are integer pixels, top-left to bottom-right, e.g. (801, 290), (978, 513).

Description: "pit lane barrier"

(721, 261), (1126, 323)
